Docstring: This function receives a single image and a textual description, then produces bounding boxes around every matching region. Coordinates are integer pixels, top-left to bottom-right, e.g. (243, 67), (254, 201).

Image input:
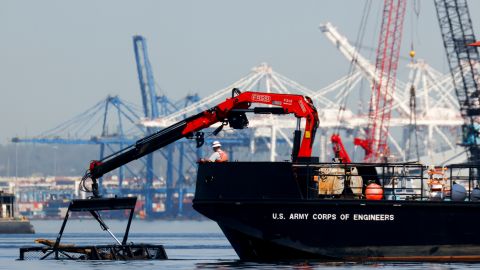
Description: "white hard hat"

(212, 141), (221, 148)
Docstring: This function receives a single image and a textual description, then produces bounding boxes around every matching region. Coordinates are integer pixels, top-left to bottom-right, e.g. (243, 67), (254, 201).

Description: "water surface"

(2, 220), (478, 269)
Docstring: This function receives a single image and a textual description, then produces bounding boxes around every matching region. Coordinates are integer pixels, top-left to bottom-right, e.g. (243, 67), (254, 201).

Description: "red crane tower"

(354, 0), (407, 162)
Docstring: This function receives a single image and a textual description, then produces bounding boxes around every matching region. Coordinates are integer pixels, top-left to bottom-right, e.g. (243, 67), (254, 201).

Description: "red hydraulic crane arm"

(85, 89), (319, 197)
(330, 134), (352, 163)
(181, 91), (319, 157)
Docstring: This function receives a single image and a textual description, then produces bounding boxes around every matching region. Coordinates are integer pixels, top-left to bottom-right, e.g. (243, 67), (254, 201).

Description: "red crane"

(84, 89), (319, 197)
(331, 134), (352, 163)
(354, 0), (407, 162)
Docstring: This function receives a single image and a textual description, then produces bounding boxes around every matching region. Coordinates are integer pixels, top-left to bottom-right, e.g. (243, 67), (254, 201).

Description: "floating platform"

(20, 243), (167, 260)
(19, 197), (167, 260)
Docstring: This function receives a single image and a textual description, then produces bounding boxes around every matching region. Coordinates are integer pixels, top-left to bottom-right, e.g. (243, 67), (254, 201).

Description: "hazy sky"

(1, 0), (480, 143)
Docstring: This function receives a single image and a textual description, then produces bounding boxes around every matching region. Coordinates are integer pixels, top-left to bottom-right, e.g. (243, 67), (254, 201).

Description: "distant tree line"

(0, 144), (98, 177)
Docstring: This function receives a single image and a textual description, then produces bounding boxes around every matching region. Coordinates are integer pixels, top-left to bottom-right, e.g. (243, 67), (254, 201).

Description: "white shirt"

(209, 151), (221, 162)
(209, 149), (227, 162)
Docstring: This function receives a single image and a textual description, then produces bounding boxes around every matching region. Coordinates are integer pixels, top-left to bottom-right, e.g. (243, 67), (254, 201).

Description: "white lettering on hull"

(289, 213), (309, 220)
(272, 212), (396, 222)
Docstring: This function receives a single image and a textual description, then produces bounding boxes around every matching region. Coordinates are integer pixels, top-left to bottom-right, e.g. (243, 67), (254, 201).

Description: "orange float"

(365, 183), (383, 200)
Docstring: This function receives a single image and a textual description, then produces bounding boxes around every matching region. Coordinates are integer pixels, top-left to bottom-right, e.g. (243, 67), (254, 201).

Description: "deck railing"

(293, 162), (480, 202)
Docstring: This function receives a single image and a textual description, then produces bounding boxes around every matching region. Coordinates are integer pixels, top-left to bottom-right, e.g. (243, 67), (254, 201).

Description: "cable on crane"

(409, 0), (420, 64)
(334, 0), (372, 135)
(326, 0), (373, 162)
(407, 84), (420, 161)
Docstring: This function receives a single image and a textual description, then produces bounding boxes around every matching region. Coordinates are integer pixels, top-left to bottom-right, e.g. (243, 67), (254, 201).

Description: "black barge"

(193, 161), (480, 262)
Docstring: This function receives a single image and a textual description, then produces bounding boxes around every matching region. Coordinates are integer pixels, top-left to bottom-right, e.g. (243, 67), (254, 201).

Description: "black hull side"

(220, 224), (480, 262)
(218, 225), (327, 261)
(193, 162), (480, 261)
(194, 200), (480, 261)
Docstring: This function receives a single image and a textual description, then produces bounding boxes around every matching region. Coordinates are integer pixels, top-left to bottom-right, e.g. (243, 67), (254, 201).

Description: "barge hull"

(195, 200), (480, 261)
(193, 162), (480, 261)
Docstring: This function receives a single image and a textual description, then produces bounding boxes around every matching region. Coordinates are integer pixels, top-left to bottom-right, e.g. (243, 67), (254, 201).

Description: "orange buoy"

(365, 183), (383, 200)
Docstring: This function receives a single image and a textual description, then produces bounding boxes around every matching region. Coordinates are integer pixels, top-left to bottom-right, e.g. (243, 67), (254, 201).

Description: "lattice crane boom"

(434, 0), (480, 163)
(356, 0), (407, 162)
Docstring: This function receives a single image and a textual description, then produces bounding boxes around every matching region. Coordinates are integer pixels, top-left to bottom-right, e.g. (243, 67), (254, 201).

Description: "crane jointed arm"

(82, 89), (319, 197)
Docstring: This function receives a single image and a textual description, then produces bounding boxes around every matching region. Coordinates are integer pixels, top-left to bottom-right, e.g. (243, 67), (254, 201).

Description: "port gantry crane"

(434, 0), (480, 164)
(133, 35), (162, 216)
(82, 89), (319, 198)
(133, 36), (202, 216)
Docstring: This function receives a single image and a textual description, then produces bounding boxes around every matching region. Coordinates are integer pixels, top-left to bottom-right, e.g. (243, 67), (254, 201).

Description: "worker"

(208, 141), (228, 162)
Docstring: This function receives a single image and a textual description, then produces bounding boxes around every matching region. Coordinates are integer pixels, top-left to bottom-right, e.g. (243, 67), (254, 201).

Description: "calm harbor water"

(0, 219), (477, 269)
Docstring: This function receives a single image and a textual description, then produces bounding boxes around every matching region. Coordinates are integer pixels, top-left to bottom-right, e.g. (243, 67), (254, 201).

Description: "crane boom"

(133, 35), (159, 119)
(434, 0), (480, 163)
(355, 0), (407, 162)
(84, 89), (319, 197)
